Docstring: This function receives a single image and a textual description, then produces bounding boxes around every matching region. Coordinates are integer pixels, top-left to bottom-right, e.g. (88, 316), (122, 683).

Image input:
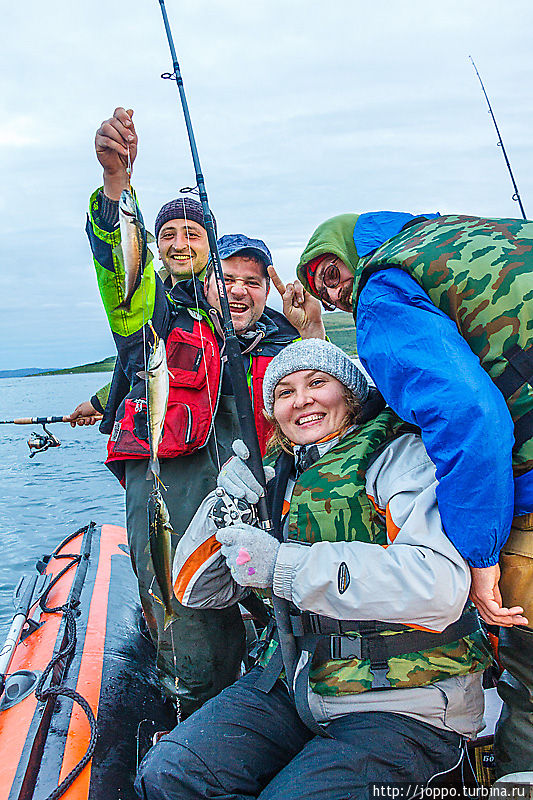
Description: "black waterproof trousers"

(125, 395), (245, 718)
(495, 625), (533, 776)
(495, 512), (533, 776)
(134, 667), (463, 800)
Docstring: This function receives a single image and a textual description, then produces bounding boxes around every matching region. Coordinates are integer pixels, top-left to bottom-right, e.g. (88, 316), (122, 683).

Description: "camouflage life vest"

(261, 408), (491, 696)
(354, 215), (533, 475)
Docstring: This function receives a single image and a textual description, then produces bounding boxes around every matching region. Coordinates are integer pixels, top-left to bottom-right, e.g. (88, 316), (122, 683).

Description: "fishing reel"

(27, 424), (61, 458)
(209, 488), (257, 529)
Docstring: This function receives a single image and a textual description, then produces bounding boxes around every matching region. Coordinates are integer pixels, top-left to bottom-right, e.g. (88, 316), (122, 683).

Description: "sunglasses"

(317, 259), (341, 311)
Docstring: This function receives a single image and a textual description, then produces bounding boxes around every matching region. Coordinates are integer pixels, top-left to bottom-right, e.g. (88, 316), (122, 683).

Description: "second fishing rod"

(157, 0), (271, 531)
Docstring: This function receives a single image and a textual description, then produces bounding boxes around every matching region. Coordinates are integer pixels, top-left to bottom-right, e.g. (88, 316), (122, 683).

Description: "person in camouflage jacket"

(295, 211), (533, 778)
(135, 340), (491, 800)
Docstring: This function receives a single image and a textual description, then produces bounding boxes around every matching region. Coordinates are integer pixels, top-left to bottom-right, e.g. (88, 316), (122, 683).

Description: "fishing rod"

(157, 0), (270, 529)
(469, 56), (527, 220)
(0, 415), (97, 425)
(0, 414), (101, 457)
(156, 0), (300, 691)
(0, 574), (39, 698)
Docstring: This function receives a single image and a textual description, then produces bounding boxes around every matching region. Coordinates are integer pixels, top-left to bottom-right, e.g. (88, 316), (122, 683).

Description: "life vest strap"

(311, 606), (480, 675)
(493, 343), (533, 400)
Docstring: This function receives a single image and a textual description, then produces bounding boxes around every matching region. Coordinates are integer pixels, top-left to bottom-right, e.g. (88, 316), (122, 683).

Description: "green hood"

(296, 213), (360, 297)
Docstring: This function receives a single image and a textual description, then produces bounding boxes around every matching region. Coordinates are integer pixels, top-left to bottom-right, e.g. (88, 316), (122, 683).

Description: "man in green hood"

(296, 209), (533, 778)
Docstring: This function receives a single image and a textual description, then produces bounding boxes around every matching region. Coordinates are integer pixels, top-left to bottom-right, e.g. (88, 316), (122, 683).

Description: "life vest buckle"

(368, 663), (391, 689)
(329, 634), (361, 660)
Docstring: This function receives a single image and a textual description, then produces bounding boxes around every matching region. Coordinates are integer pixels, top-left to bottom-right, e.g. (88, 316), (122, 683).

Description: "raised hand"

(95, 107), (138, 200)
(217, 440), (275, 504)
(268, 265), (325, 339)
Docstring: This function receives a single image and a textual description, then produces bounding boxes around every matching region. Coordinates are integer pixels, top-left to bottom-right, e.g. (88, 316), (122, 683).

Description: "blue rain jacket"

(357, 267), (532, 568)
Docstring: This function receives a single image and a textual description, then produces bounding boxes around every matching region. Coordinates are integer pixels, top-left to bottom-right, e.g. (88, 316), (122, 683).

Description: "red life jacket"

(106, 317), (273, 481)
(250, 354), (273, 452)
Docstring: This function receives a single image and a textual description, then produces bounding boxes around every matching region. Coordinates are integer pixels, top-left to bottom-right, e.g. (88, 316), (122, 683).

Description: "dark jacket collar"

(164, 277), (298, 345)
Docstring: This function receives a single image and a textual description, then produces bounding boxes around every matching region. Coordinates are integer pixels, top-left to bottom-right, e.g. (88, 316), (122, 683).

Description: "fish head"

(119, 189), (139, 220)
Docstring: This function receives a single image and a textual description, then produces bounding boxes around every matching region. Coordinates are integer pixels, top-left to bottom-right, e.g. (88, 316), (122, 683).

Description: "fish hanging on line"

(148, 487), (179, 630)
(116, 188), (149, 310)
(138, 322), (171, 482)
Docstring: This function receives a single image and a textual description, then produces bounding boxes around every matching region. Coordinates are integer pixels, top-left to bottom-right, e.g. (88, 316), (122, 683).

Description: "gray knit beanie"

(262, 339), (369, 415)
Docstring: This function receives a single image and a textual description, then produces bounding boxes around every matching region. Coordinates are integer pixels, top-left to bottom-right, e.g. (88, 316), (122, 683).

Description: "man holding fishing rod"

(84, 106), (325, 719)
(294, 211), (533, 778)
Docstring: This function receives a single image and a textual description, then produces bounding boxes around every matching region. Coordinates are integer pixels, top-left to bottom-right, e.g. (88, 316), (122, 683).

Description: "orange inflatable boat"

(0, 522), (174, 800)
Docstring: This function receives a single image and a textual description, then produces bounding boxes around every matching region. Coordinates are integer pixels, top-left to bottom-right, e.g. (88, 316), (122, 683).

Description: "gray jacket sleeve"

(272, 433), (471, 631)
(172, 491), (249, 609)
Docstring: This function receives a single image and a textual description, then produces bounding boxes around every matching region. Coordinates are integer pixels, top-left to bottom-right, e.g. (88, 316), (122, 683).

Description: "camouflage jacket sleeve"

(272, 434), (470, 632)
(86, 187), (158, 339)
(91, 380), (112, 414)
(356, 268), (514, 569)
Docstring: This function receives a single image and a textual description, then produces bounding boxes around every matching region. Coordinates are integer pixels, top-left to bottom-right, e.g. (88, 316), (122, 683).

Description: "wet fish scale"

(117, 188), (146, 310)
(145, 324), (170, 481)
(148, 487), (178, 630)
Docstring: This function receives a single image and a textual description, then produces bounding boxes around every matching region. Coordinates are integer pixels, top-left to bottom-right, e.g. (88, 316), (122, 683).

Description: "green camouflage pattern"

(309, 631), (491, 695)
(260, 410), (491, 695)
(356, 215), (533, 474)
(287, 408), (404, 546)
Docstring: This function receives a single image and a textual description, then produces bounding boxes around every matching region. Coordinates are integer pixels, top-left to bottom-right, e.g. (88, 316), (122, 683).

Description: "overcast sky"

(1, 0), (532, 370)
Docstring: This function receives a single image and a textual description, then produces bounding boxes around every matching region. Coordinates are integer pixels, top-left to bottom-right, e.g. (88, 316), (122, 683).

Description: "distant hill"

(3, 314), (355, 379)
(37, 356), (117, 376)
(0, 367), (54, 378)
(323, 311), (356, 356)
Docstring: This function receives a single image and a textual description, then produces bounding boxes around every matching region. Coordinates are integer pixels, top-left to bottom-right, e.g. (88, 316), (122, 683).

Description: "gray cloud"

(1, 0), (532, 369)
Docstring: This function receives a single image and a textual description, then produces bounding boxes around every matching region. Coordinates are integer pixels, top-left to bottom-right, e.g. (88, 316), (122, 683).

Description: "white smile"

(296, 413), (325, 426)
(229, 303), (249, 312)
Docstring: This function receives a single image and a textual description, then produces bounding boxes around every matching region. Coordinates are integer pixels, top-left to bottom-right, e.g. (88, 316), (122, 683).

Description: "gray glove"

(217, 440), (275, 505)
(216, 523), (280, 589)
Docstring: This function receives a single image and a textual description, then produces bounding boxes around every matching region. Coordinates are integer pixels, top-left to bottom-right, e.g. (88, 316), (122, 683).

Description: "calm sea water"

(0, 373), (125, 640)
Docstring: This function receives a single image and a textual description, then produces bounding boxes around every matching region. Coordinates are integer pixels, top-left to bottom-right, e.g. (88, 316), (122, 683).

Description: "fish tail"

(146, 456), (160, 481)
(163, 608), (178, 631)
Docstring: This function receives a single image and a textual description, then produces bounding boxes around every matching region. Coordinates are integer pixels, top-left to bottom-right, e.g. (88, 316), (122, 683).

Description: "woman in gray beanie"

(261, 338), (368, 455)
(138, 340), (491, 800)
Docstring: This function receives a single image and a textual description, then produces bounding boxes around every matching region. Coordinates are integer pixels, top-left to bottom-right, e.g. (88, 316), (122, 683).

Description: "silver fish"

(148, 488), (178, 630)
(116, 188), (146, 310)
(144, 322), (169, 481)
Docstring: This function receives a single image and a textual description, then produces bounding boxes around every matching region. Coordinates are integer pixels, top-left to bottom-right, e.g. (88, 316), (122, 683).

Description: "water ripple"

(0, 374), (125, 638)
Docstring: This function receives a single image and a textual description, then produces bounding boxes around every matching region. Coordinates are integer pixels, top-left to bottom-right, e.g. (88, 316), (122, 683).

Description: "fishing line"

(130, 139), (157, 491)
(126, 144), (132, 190)
(469, 55), (527, 220)
(157, 0), (271, 529)
(146, 575), (180, 716)
(168, 621), (181, 723)
(182, 201), (222, 473)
